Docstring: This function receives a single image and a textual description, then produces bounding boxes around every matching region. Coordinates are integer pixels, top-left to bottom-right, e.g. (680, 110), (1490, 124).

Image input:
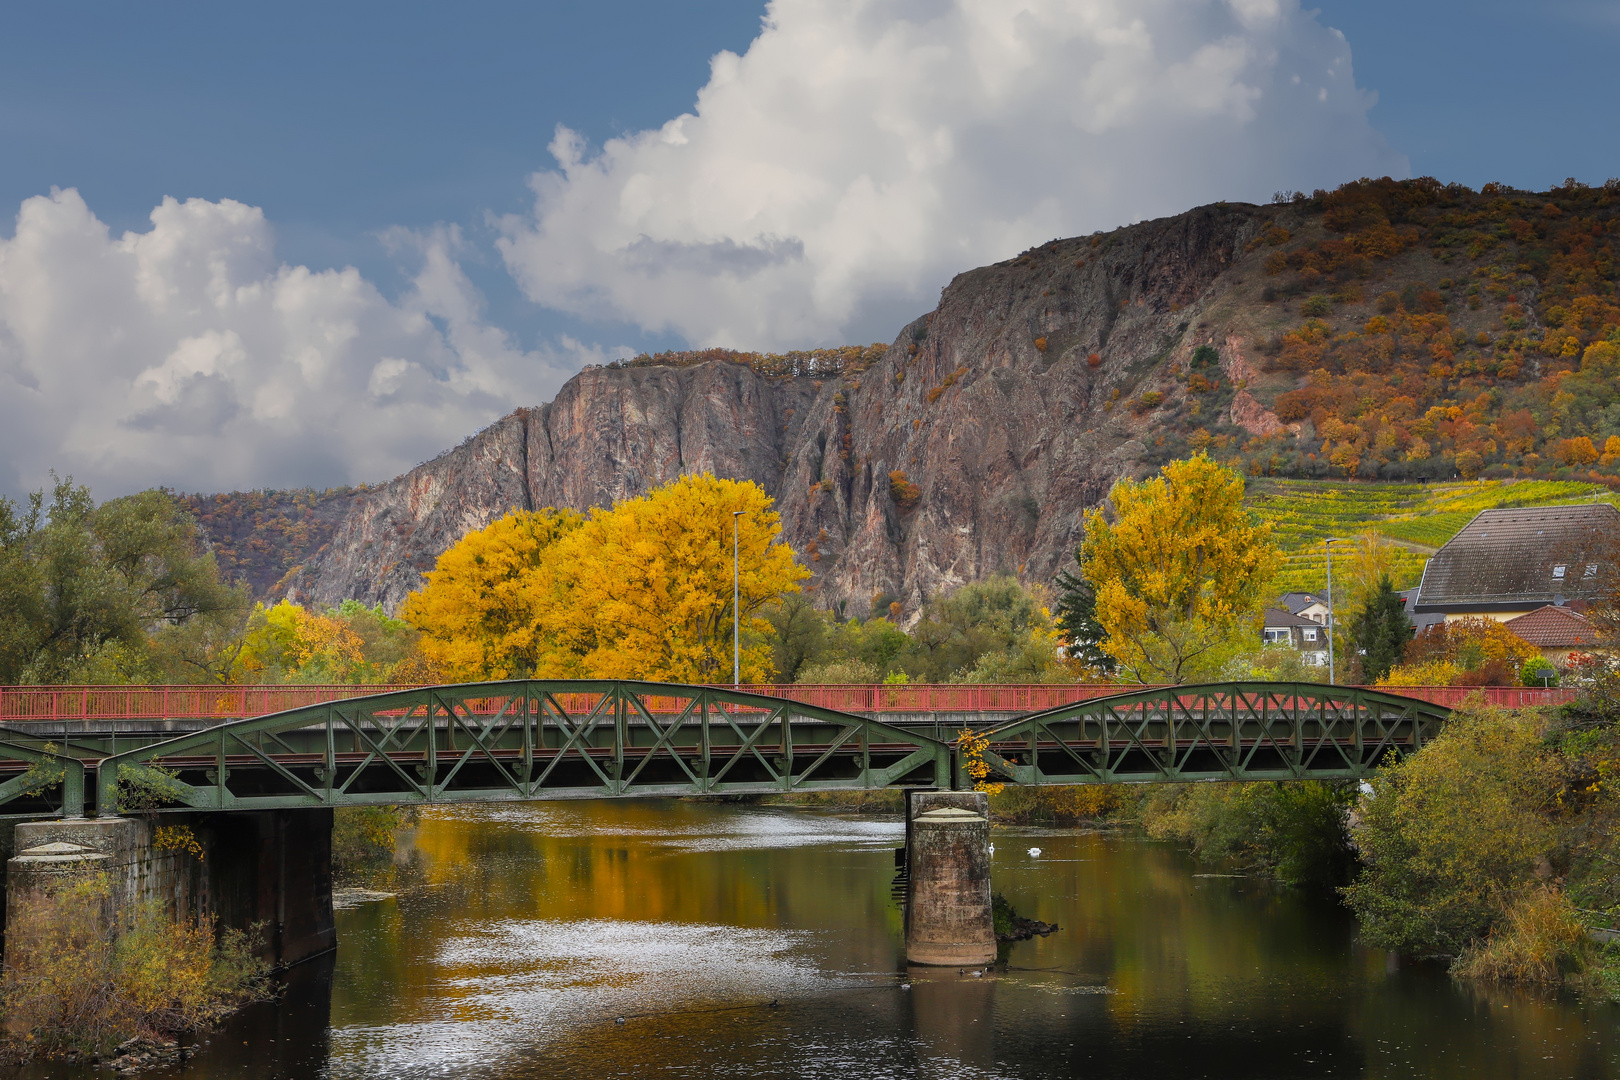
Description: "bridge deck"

(0, 680), (1556, 820)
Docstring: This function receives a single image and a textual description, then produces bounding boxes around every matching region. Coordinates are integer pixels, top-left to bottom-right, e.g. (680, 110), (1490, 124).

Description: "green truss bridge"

(0, 681), (1459, 821)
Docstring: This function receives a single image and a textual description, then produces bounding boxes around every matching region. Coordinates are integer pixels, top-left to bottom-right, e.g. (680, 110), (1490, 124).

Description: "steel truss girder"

(956, 681), (1450, 788)
(0, 726), (89, 819)
(91, 681), (953, 816)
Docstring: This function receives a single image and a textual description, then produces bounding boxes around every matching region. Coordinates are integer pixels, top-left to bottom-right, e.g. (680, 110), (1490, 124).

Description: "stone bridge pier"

(904, 791), (995, 966)
(3, 810), (336, 970)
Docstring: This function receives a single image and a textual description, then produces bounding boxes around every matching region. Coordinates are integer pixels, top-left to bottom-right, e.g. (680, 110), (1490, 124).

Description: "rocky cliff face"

(281, 200), (1288, 615)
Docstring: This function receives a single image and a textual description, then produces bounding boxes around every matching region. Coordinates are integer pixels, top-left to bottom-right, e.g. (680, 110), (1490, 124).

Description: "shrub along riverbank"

(0, 876), (270, 1064)
(1139, 694), (1620, 998)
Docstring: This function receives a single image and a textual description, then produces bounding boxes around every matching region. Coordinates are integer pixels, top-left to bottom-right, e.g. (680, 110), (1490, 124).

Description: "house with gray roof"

(1411, 503), (1619, 621)
(1279, 591), (1330, 625)
(1262, 607), (1330, 665)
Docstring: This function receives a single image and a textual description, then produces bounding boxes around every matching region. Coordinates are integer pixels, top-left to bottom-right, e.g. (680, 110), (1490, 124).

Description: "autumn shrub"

(1086, 352), (1102, 368)
(1033, 336), (1048, 353)
(1, 877), (270, 1058)
(1129, 391), (1163, 414)
(332, 805), (416, 878)
(1342, 701), (1558, 956)
(1301, 295), (1333, 317)
(888, 470), (922, 509)
(925, 366), (966, 403)
(1141, 780), (1356, 888)
(1451, 886), (1590, 985)
(989, 784), (1126, 825)
(1380, 617), (1540, 686)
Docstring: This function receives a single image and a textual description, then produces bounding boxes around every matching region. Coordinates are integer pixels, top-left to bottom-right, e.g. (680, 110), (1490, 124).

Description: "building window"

(1553, 565), (1566, 579)
(1303, 629), (1317, 642)
(1263, 629), (1288, 644)
(1586, 564), (1600, 579)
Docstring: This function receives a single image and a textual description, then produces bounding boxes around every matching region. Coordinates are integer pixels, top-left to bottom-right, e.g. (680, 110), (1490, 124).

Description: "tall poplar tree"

(1080, 455), (1277, 683)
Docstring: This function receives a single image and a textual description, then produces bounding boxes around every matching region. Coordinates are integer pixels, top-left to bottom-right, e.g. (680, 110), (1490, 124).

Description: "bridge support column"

(2, 810), (334, 971)
(904, 791), (995, 966)
(4, 817), (204, 965)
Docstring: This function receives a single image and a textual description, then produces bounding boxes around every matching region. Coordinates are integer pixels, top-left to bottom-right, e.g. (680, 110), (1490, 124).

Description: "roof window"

(1552, 565), (1566, 579)
(1586, 564), (1599, 578)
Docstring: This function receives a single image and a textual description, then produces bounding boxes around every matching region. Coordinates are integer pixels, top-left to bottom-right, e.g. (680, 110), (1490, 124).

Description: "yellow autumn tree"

(402, 475), (808, 684)
(542, 474), (808, 682)
(399, 508), (583, 681)
(1080, 455), (1278, 683)
(1342, 528), (1403, 612)
(233, 599), (428, 683)
(235, 600), (365, 682)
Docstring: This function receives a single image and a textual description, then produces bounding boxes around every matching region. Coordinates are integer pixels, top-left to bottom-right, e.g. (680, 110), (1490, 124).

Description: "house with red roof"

(1502, 605), (1602, 668)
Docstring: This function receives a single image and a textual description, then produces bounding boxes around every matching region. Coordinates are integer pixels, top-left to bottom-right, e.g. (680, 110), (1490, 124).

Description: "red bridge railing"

(0, 682), (1578, 724)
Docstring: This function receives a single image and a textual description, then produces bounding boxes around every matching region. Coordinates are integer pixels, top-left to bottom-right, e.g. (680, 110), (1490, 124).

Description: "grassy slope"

(1248, 478), (1616, 595)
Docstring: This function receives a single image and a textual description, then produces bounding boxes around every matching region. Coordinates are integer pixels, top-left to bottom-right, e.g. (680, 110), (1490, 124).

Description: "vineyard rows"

(1246, 478), (1615, 595)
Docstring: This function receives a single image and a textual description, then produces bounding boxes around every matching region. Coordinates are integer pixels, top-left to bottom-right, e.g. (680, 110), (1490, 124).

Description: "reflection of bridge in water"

(0, 681), (1559, 969)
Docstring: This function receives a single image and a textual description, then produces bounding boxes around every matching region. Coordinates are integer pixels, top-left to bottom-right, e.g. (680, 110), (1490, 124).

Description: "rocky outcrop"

(280, 201), (1283, 615)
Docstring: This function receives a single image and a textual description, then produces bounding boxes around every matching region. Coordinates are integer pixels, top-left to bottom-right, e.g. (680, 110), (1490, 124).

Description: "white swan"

(1027, 847), (1042, 857)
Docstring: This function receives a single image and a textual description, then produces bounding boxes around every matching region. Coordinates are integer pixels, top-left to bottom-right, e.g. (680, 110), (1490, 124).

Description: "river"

(21, 800), (1620, 1078)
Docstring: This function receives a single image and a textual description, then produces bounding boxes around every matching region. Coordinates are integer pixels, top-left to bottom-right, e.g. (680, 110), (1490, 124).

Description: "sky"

(1, 0), (1615, 499)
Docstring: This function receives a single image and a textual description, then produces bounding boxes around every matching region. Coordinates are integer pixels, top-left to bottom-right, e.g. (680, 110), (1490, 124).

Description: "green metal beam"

(0, 730), (87, 819)
(957, 681), (1450, 788)
(89, 681), (952, 816)
(0, 680), (1463, 818)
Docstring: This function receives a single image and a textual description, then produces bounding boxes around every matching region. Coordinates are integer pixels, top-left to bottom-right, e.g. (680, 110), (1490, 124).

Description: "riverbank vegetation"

(1137, 534), (1620, 997)
(332, 806), (418, 880)
(1140, 781), (1357, 889)
(0, 876), (270, 1062)
(1344, 694), (1620, 995)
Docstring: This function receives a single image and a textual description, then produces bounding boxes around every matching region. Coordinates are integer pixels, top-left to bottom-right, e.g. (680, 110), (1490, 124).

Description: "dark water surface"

(23, 801), (1620, 1078)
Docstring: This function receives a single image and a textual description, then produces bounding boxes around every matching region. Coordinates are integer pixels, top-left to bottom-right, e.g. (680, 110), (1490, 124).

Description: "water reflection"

(16, 800), (1617, 1079)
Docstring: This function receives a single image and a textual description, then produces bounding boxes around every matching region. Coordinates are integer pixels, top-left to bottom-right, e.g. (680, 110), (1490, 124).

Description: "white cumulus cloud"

(0, 190), (596, 499)
(497, 0), (1407, 348)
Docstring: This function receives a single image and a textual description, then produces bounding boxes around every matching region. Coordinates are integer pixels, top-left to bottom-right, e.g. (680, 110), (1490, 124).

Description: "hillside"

(178, 488), (360, 598)
(181, 179), (1620, 615)
(1250, 478), (1615, 595)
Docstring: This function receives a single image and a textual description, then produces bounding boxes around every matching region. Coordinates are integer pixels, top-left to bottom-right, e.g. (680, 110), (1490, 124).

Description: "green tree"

(763, 594), (830, 682)
(1052, 568), (1116, 676)
(1350, 575), (1411, 683)
(1342, 702), (1558, 955)
(897, 575), (1063, 683)
(0, 477), (247, 684)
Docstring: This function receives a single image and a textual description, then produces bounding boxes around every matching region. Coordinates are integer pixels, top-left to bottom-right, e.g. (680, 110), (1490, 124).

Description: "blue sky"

(0, 1), (770, 353)
(1, 0), (1616, 496)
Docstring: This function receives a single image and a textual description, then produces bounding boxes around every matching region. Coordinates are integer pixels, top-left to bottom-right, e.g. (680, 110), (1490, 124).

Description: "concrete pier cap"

(904, 791), (995, 966)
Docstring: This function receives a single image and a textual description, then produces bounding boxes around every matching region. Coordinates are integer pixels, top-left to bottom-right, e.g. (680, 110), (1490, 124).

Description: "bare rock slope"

(283, 201), (1282, 614)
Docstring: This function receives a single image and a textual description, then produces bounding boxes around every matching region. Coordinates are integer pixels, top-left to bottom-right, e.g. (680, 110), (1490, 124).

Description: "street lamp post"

(1324, 538), (1343, 685)
(733, 510), (744, 688)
